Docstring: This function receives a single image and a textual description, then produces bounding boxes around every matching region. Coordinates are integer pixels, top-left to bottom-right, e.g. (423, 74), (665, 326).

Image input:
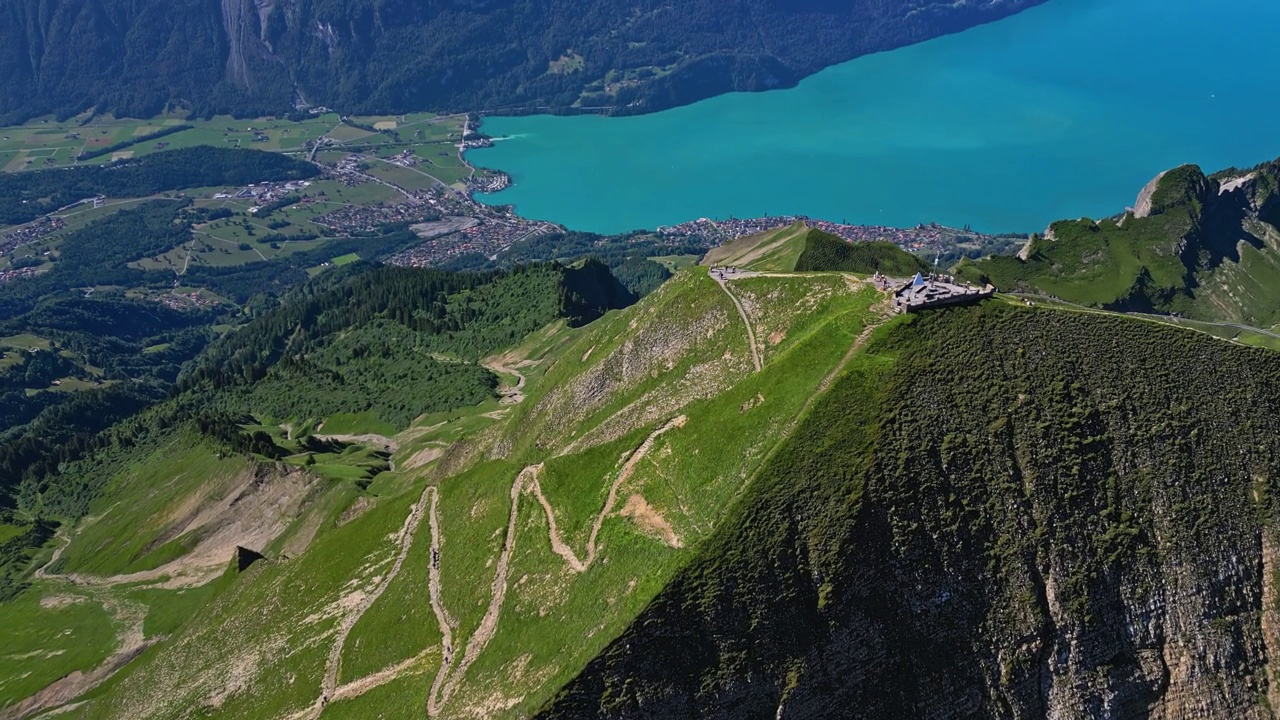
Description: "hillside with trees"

(794, 229), (930, 275)
(4, 260), (1280, 718)
(0, 147), (318, 226)
(0, 0), (1045, 122)
(182, 260), (634, 427)
(0, 259), (634, 516)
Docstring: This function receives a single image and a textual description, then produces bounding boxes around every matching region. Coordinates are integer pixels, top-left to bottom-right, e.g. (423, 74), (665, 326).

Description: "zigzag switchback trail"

(34, 261), (1247, 719)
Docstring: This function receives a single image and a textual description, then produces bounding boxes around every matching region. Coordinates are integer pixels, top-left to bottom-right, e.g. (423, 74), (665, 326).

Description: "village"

(0, 265), (37, 285)
(1, 216), (65, 255)
(657, 215), (1018, 259)
(0, 110), (1022, 295)
(388, 214), (559, 266)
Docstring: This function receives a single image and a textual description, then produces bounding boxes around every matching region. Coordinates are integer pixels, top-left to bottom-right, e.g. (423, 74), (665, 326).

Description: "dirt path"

(528, 415), (688, 573)
(735, 299), (892, 506)
(304, 476), (435, 712)
(425, 485), (455, 715)
(34, 527), (221, 590)
(328, 649), (434, 704)
(713, 277), (763, 372)
(313, 433), (399, 454)
(277, 370), (696, 717)
(1006, 291), (1280, 344)
(481, 355), (531, 405)
(422, 415), (688, 715)
(283, 353), (539, 719)
(35, 469), (318, 592)
(816, 314), (883, 397)
(526, 470), (586, 571)
(31, 531), (71, 582)
(312, 433), (400, 471)
(428, 465), (535, 716)
(20, 471), (317, 718)
(810, 284), (892, 404)
(38, 552), (226, 590)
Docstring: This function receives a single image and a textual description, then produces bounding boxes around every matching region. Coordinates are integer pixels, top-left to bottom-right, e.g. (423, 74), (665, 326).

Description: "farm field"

(0, 111), (466, 174)
(0, 107), (473, 280)
(11, 171), (421, 278)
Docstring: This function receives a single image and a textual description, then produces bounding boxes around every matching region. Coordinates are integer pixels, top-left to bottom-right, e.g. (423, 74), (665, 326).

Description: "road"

(1007, 292), (1280, 342)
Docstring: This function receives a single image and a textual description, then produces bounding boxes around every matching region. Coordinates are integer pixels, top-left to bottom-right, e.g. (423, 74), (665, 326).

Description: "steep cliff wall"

(0, 0), (1047, 122)
(541, 304), (1280, 719)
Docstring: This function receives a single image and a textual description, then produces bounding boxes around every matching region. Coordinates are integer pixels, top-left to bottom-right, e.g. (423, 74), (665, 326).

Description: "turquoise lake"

(469, 0), (1280, 235)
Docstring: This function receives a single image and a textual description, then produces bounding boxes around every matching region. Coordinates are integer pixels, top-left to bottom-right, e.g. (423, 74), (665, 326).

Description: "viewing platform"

(891, 273), (995, 312)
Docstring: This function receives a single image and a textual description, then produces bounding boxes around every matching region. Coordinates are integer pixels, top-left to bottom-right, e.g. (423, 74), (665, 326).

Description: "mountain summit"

(959, 157), (1280, 326)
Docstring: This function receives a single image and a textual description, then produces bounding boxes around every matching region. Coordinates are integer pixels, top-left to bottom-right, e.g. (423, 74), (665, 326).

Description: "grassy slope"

(8, 266), (888, 719)
(958, 162), (1280, 326)
(701, 223), (809, 271)
(541, 302), (1280, 718)
(54, 440), (260, 576)
(427, 270), (884, 718)
(498, 269), (754, 457)
(957, 210), (1196, 307)
(732, 273), (878, 365)
(0, 437), (359, 714)
(0, 589), (117, 707)
(793, 229), (929, 275)
(78, 482), (416, 719)
(343, 268), (876, 717)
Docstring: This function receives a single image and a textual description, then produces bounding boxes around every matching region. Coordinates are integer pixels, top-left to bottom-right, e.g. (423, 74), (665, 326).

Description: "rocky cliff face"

(964, 157), (1280, 328)
(540, 305), (1280, 719)
(0, 0), (1048, 122)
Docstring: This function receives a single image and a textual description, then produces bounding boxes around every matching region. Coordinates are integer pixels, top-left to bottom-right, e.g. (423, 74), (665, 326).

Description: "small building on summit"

(893, 273), (995, 312)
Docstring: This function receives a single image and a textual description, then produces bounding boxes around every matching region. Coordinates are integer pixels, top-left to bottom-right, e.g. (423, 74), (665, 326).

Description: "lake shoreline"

(463, 0), (1280, 237)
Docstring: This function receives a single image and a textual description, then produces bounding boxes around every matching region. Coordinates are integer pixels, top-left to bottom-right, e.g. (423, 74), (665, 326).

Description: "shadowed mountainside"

(0, 0), (1046, 122)
(542, 303), (1280, 718)
(10, 260), (1280, 719)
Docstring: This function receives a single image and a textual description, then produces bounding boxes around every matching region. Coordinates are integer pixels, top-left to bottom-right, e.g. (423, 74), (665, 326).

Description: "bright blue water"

(468, 0), (1280, 235)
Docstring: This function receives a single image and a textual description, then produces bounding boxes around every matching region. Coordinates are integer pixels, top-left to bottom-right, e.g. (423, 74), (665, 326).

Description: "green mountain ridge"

(543, 303), (1280, 717)
(959, 157), (1280, 327)
(0, 264), (890, 717)
(794, 228), (931, 275)
(702, 224), (927, 275)
(6, 220), (1280, 718)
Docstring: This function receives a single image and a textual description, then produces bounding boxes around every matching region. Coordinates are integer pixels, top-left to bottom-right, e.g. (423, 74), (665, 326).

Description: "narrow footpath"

(426, 415), (689, 716)
(712, 274), (763, 373)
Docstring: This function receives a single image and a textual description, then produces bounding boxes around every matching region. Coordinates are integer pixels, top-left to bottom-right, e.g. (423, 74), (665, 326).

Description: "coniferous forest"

(0, 0), (1045, 122)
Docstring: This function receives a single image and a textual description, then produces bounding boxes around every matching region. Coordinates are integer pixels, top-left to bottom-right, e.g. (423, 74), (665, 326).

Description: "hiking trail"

(425, 415), (688, 716)
(713, 275), (763, 373)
